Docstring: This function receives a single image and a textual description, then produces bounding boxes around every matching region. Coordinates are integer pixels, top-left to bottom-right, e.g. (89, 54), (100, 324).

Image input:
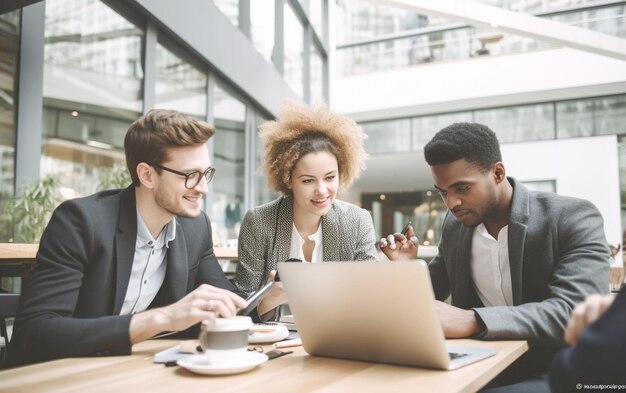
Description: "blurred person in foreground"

(549, 289), (626, 391)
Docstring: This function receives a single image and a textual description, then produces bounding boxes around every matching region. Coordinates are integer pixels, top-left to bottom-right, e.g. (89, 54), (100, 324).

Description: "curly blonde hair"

(261, 100), (368, 195)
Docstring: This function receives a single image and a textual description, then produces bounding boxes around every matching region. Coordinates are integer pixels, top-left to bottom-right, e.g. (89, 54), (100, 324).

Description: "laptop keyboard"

(449, 352), (469, 360)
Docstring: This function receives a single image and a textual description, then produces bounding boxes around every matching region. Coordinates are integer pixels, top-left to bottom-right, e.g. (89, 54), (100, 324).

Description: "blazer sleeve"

(8, 201), (132, 366)
(352, 207), (378, 261)
(235, 209), (268, 294)
(474, 199), (610, 347)
(549, 289), (626, 391)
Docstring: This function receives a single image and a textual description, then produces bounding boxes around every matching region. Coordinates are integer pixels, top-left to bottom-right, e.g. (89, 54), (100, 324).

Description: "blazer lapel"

(507, 177), (529, 305)
(454, 224), (475, 309)
(160, 224), (189, 303)
(113, 186), (138, 314)
(273, 196), (294, 265)
(321, 204), (340, 261)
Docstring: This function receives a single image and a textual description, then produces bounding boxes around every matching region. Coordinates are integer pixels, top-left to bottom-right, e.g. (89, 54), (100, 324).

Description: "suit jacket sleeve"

(235, 209), (267, 294)
(549, 288), (626, 391)
(474, 199), (610, 347)
(8, 200), (132, 365)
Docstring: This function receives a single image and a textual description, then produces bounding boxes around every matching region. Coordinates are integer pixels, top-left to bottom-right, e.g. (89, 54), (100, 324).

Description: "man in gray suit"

(8, 109), (247, 366)
(380, 123), (609, 391)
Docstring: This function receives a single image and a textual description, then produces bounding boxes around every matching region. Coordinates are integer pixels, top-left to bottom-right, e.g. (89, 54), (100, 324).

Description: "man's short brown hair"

(124, 109), (215, 186)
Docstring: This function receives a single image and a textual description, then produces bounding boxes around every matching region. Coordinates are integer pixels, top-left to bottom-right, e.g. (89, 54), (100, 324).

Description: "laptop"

(277, 260), (497, 370)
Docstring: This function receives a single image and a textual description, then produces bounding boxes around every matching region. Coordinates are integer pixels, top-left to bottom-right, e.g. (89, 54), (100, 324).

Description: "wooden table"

(0, 339), (528, 393)
(0, 243), (238, 277)
(0, 244), (38, 277)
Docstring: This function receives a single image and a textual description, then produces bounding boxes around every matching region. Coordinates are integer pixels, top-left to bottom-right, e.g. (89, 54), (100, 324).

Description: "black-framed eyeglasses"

(150, 163), (216, 189)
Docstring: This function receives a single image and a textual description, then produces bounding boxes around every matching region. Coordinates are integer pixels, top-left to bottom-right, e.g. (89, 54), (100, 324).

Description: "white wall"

(502, 135), (621, 247)
(333, 48), (626, 121)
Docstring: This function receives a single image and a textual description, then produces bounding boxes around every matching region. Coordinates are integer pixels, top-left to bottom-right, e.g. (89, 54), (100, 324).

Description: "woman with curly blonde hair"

(235, 100), (377, 319)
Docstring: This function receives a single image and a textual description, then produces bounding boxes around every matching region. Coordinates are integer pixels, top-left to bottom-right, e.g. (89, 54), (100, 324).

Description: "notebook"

(277, 260), (497, 370)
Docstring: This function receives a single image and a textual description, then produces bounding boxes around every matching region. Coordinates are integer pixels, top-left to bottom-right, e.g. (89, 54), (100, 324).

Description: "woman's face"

(288, 151), (339, 220)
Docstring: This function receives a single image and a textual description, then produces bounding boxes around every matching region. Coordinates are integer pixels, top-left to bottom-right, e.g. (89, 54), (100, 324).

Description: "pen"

(401, 221), (412, 236)
(273, 338), (302, 349)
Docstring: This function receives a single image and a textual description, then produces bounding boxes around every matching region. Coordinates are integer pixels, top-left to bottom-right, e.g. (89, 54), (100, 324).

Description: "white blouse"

(288, 222), (323, 263)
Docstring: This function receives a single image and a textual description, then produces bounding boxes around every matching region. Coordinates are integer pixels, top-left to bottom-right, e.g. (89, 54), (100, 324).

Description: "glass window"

(255, 113), (279, 206)
(213, 0), (239, 27)
(556, 99), (594, 138)
(42, 0), (142, 198)
(474, 103), (555, 143)
(310, 45), (324, 103)
(593, 95), (626, 136)
(250, 0), (275, 63)
(309, 0), (324, 39)
(156, 41), (207, 118)
(412, 112), (473, 150)
(0, 10), (20, 242)
(361, 119), (411, 154)
(212, 83), (246, 246)
(284, 2), (304, 97)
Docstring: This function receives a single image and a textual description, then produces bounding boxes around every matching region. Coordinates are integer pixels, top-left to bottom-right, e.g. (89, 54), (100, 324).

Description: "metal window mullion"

(142, 19), (157, 113)
(204, 70), (216, 212)
(15, 1), (45, 192)
(244, 106), (256, 213)
(239, 0), (251, 39)
(303, 24), (311, 103)
(274, 0), (285, 75)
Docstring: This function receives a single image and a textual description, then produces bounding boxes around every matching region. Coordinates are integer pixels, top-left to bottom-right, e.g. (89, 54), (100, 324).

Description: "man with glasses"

(8, 109), (247, 366)
(380, 123), (609, 392)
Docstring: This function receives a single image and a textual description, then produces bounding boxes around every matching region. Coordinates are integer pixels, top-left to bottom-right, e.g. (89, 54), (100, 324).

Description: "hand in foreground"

(257, 270), (288, 319)
(130, 284), (247, 343)
(434, 301), (482, 338)
(379, 225), (419, 261)
(609, 265), (625, 292)
(564, 294), (614, 347)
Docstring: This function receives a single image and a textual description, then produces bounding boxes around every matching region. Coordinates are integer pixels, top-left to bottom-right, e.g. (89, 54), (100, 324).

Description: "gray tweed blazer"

(235, 195), (377, 293)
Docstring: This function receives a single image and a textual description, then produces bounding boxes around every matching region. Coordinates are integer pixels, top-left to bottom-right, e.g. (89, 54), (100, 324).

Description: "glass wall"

(250, 0), (275, 63)
(0, 10), (20, 242)
(155, 40), (207, 118)
(284, 1), (304, 98)
(362, 119), (411, 154)
(42, 0), (143, 197)
(211, 83), (246, 247)
(361, 94), (626, 152)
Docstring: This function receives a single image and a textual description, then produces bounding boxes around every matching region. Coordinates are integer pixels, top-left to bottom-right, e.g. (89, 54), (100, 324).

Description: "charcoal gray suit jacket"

(8, 186), (239, 366)
(429, 177), (610, 369)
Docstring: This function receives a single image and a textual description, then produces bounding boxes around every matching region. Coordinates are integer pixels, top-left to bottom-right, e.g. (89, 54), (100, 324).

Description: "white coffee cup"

(199, 316), (253, 364)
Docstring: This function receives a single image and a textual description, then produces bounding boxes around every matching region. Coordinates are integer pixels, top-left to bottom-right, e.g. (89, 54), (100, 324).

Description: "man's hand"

(379, 226), (419, 261)
(257, 270), (288, 319)
(435, 301), (482, 338)
(564, 294), (614, 347)
(129, 284), (247, 344)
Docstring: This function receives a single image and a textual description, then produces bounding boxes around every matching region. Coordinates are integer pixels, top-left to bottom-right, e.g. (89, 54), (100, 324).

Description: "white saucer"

(248, 324), (290, 344)
(177, 352), (268, 376)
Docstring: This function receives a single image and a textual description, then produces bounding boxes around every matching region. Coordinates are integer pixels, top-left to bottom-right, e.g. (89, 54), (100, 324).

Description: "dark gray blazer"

(8, 186), (238, 366)
(429, 177), (610, 351)
(235, 195), (377, 293)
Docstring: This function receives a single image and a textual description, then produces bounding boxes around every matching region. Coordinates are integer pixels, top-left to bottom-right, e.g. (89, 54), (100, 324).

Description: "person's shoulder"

(245, 196), (285, 219)
(56, 187), (128, 213)
(331, 199), (370, 219)
(530, 190), (597, 213)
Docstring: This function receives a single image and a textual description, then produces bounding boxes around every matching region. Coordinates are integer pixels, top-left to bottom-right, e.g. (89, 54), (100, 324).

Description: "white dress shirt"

(120, 210), (176, 315)
(288, 222), (323, 263)
(470, 223), (513, 307)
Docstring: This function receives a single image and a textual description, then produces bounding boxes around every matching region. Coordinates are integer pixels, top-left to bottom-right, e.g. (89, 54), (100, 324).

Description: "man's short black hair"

(423, 122), (502, 171)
